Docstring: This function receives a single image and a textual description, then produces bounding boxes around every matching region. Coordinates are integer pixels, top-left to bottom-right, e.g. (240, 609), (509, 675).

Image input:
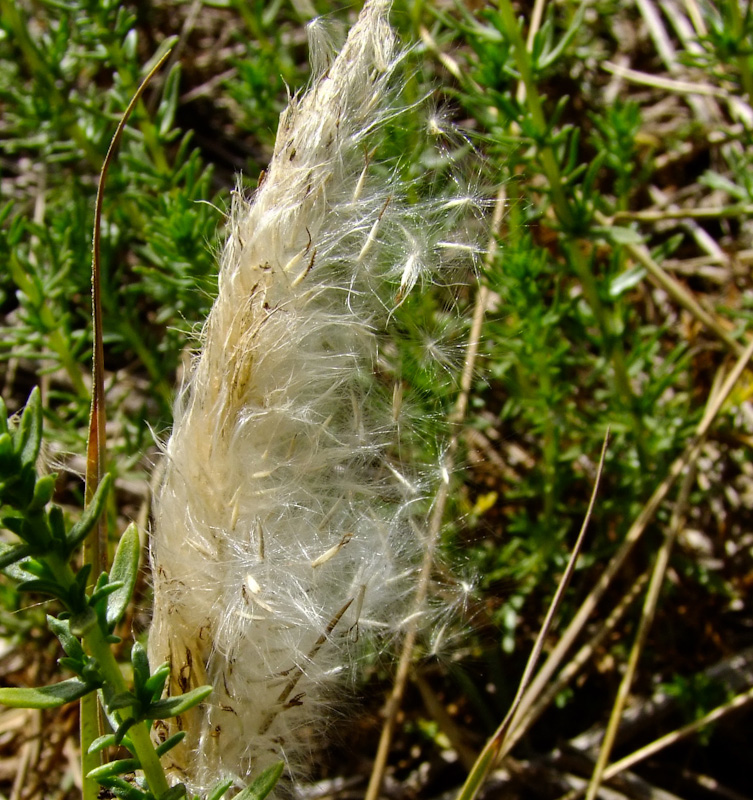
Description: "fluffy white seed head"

(148, 1), (477, 795)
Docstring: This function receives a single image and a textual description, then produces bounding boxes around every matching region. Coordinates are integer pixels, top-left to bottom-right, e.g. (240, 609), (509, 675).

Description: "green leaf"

(87, 757), (140, 780)
(14, 387), (42, 469)
(28, 473), (56, 513)
(48, 505), (67, 549)
(106, 522), (140, 628)
(155, 731), (186, 757)
(96, 776), (150, 800)
(0, 542), (32, 570)
(158, 64), (181, 136)
(114, 716), (137, 744)
(17, 578), (64, 598)
(131, 640), (151, 694)
(593, 225), (643, 245)
(88, 733), (119, 754)
(66, 473), (112, 552)
(206, 779), (235, 800)
(0, 397), (8, 437)
(48, 615), (85, 660)
(90, 580), (126, 607)
(234, 762), (285, 800)
(0, 432), (13, 472)
(609, 265), (646, 298)
(144, 661), (171, 699)
(145, 685), (213, 719)
(0, 678), (94, 709)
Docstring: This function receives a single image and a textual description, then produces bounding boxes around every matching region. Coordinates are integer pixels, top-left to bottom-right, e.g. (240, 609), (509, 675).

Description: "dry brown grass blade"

(504, 567), (651, 755)
(85, 43), (174, 574)
(583, 336), (753, 800)
(81, 45), (173, 800)
(557, 686), (753, 800)
(454, 430), (610, 800)
(363, 187), (504, 800)
(508, 337), (753, 750)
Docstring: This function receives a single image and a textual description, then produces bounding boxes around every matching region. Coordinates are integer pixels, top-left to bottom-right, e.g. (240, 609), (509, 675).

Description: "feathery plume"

(148, 0), (476, 793)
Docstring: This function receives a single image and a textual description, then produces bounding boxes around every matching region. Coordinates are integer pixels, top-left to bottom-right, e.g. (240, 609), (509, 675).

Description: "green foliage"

(0, 391), (282, 800)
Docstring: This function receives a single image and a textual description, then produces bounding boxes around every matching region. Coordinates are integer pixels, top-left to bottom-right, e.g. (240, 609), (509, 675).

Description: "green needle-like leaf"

(0, 678), (95, 709)
(106, 522), (140, 628)
(86, 756), (140, 781)
(144, 685), (213, 719)
(0, 542), (32, 570)
(234, 762), (285, 800)
(66, 473), (112, 552)
(14, 387), (42, 469)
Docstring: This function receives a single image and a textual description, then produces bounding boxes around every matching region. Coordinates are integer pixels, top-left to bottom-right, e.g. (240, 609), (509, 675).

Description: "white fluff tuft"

(148, 0), (476, 794)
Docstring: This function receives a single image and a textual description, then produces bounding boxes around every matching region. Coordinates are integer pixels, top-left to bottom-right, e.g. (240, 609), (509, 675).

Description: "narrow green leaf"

(66, 473), (112, 552)
(206, 778), (235, 800)
(155, 731), (186, 757)
(144, 662), (171, 699)
(234, 762), (285, 800)
(609, 265), (647, 299)
(48, 613), (88, 659)
(0, 397), (8, 437)
(0, 542), (32, 570)
(96, 776), (150, 800)
(594, 225), (643, 245)
(88, 733), (119, 754)
(87, 757), (140, 781)
(131, 640), (151, 694)
(145, 685), (213, 719)
(106, 522), (140, 628)
(114, 716), (137, 744)
(158, 64), (181, 136)
(48, 505), (67, 549)
(0, 432), (13, 472)
(17, 578), (64, 598)
(14, 387), (42, 469)
(0, 678), (94, 709)
(28, 473), (56, 512)
(90, 580), (125, 607)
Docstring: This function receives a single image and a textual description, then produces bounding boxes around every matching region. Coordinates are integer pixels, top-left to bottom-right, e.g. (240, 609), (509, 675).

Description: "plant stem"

(46, 555), (172, 799)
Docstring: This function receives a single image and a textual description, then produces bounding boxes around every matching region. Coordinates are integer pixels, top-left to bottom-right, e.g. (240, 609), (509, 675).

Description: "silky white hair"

(148, 1), (477, 794)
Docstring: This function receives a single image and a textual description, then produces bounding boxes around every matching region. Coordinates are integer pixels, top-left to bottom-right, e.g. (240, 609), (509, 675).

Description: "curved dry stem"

(82, 46), (173, 800)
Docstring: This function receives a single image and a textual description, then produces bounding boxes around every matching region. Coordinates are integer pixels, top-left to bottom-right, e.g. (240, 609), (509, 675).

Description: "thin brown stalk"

(506, 567), (651, 753)
(82, 46), (173, 800)
(584, 438), (699, 800)
(557, 685), (753, 800)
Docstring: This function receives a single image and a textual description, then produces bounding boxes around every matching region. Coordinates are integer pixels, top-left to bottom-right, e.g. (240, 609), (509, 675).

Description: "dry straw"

(148, 0), (478, 794)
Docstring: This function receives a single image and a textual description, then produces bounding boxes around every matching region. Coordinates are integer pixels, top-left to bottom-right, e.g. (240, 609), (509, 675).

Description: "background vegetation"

(1, 0), (752, 799)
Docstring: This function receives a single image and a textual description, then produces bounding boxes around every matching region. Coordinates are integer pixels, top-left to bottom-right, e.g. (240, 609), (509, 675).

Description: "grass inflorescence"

(2, 1), (753, 799)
